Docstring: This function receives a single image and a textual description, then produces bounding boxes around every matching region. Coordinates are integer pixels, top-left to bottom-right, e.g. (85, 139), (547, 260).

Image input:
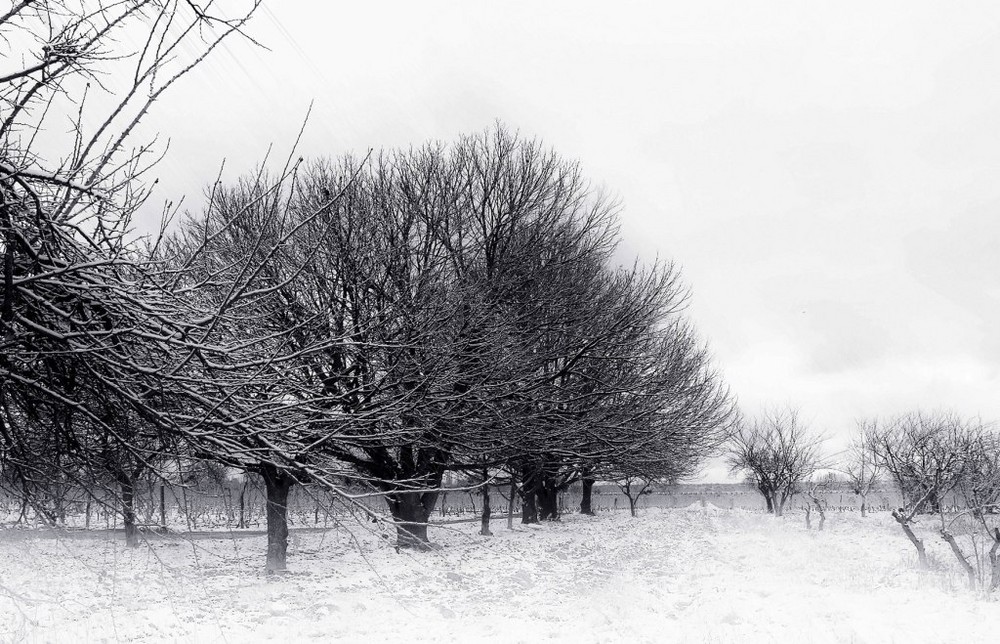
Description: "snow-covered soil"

(2, 507), (997, 643)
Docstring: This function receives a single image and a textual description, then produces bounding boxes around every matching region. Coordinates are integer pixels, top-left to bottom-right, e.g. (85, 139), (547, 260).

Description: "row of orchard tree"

(730, 408), (1000, 591)
(0, 2), (733, 571)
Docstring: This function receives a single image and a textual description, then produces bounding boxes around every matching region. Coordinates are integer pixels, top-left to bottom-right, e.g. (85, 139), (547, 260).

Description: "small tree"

(728, 407), (822, 516)
(870, 411), (978, 570)
(845, 419), (883, 517)
(618, 475), (651, 518)
(802, 473), (838, 531)
(941, 425), (1000, 590)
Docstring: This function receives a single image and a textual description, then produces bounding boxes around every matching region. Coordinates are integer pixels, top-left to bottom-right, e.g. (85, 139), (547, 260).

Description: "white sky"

(135, 1), (1000, 480)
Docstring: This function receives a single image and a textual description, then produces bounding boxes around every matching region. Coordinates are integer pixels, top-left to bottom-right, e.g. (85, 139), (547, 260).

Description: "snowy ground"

(2, 506), (998, 643)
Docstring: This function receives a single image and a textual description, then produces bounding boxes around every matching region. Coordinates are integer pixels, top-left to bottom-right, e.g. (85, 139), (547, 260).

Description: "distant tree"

(727, 407), (823, 516)
(617, 475), (652, 518)
(844, 419), (884, 517)
(801, 473), (837, 531)
(505, 258), (731, 524)
(599, 317), (733, 518)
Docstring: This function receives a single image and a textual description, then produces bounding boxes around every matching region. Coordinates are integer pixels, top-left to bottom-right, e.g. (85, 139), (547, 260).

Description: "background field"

(0, 480), (945, 535)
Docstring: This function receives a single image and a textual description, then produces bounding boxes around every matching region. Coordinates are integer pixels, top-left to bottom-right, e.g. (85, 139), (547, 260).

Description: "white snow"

(2, 509), (997, 643)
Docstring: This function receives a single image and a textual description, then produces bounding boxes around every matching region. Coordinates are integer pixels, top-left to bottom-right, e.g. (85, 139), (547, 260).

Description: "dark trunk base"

(480, 471), (492, 537)
(521, 490), (539, 524)
(580, 478), (595, 515)
(538, 487), (558, 521)
(396, 522), (431, 549)
(388, 490), (437, 550)
(521, 464), (539, 524)
(262, 465), (294, 573)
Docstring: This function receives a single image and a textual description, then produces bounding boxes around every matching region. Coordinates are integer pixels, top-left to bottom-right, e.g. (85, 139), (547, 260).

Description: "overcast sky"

(138, 1), (1000, 480)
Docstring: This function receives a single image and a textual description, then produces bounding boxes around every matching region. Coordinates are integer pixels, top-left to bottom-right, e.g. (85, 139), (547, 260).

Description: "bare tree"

(271, 125), (734, 547)
(158, 162), (379, 569)
(869, 411), (978, 570)
(844, 419), (884, 517)
(1, 1), (387, 573)
(802, 473), (837, 531)
(283, 128), (636, 544)
(599, 315), (734, 518)
(0, 0), (263, 543)
(728, 407), (823, 516)
(937, 424), (1000, 590)
(618, 475), (651, 517)
(502, 256), (731, 524)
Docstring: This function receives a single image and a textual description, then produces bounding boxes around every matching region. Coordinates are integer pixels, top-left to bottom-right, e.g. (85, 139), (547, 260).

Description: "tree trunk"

(521, 465), (539, 524)
(238, 481), (247, 529)
(621, 480), (638, 518)
(480, 470), (492, 537)
(261, 464), (294, 573)
(804, 504), (812, 530)
(521, 488), (539, 524)
(17, 493), (28, 525)
(860, 496), (867, 518)
(53, 483), (65, 526)
(940, 530), (976, 590)
(387, 489), (438, 549)
(180, 485), (192, 531)
(580, 477), (595, 515)
(507, 476), (516, 530)
(537, 485), (559, 521)
(118, 474), (139, 547)
(989, 529), (1000, 591)
(811, 497), (825, 531)
(892, 509), (927, 568)
(764, 493), (774, 514)
(536, 466), (562, 521)
(927, 490), (940, 515)
(159, 484), (167, 533)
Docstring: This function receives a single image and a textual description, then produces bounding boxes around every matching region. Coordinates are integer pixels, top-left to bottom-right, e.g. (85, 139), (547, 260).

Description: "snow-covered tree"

(0, 0), (262, 542)
(728, 407), (823, 516)
(868, 411), (980, 570)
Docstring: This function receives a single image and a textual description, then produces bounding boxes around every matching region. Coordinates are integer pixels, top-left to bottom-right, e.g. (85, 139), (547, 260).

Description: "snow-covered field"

(2, 506), (998, 643)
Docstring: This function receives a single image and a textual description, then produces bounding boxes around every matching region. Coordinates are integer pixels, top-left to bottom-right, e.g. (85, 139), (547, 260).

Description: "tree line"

(0, 2), (733, 571)
(729, 408), (1000, 591)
